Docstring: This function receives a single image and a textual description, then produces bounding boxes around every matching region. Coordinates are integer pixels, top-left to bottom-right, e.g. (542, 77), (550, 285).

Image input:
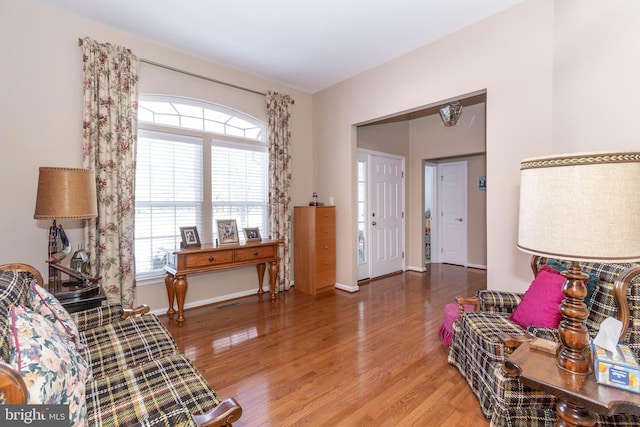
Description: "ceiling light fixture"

(439, 101), (463, 127)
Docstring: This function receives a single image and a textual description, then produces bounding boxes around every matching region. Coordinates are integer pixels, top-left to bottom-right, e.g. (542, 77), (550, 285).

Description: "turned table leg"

(164, 272), (176, 319)
(173, 274), (188, 327)
(268, 261), (279, 302)
(256, 263), (266, 297)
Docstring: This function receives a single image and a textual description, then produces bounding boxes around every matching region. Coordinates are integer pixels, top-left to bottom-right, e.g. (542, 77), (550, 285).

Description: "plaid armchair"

(448, 256), (640, 426)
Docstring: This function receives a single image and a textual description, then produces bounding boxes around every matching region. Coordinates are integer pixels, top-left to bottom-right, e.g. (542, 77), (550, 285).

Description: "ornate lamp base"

(557, 261), (591, 374)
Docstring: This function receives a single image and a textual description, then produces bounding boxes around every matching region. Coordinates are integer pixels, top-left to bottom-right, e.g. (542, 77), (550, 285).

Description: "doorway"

(437, 160), (468, 266)
(424, 163), (435, 264)
(357, 149), (405, 281)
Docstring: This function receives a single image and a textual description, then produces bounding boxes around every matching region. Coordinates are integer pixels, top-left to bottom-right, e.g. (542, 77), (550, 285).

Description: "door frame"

(356, 148), (406, 280)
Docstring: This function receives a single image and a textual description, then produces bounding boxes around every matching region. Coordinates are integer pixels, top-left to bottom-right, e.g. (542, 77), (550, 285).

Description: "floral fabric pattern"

(81, 37), (139, 308)
(8, 305), (91, 427)
(267, 91), (293, 293)
(29, 281), (81, 348)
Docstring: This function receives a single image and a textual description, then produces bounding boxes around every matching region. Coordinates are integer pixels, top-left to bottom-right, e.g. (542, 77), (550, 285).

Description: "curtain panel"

(267, 91), (293, 293)
(81, 37), (139, 307)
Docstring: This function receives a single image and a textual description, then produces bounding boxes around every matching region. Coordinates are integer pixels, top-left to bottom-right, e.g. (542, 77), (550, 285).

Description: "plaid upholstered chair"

(448, 256), (640, 426)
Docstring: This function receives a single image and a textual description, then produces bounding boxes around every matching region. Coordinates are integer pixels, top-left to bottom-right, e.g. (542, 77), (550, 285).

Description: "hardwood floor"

(160, 264), (489, 426)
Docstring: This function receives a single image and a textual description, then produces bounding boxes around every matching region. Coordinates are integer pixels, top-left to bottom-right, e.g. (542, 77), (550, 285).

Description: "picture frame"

(179, 226), (201, 249)
(216, 219), (239, 246)
(243, 227), (262, 242)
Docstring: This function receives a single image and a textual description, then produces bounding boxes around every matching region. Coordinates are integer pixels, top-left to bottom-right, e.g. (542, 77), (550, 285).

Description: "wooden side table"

(508, 340), (640, 426)
(164, 240), (282, 326)
(49, 282), (107, 313)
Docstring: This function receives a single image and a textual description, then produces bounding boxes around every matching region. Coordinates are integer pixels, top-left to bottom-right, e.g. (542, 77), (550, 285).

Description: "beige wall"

(1, 0), (314, 311)
(314, 0), (554, 293)
(357, 122), (410, 157)
(553, 0), (640, 153)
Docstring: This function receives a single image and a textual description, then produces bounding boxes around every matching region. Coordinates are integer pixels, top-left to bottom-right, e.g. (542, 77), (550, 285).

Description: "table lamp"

(34, 167), (98, 284)
(517, 151), (640, 374)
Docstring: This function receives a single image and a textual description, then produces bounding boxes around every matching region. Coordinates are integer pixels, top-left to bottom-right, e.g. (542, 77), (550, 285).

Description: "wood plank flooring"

(160, 264), (488, 426)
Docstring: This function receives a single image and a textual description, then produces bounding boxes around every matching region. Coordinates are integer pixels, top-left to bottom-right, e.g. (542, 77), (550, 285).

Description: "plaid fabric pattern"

(79, 314), (179, 379)
(491, 407), (556, 427)
(130, 407), (196, 427)
(477, 290), (522, 314)
(71, 303), (125, 332)
(490, 363), (557, 425)
(0, 270), (31, 362)
(448, 312), (526, 417)
(86, 353), (221, 427)
(449, 259), (640, 427)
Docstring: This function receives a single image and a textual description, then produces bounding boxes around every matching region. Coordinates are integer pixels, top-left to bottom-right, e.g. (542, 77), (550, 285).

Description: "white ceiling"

(32, 0), (523, 93)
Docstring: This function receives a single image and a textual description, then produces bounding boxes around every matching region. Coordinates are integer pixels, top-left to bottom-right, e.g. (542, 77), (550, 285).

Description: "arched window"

(135, 95), (268, 279)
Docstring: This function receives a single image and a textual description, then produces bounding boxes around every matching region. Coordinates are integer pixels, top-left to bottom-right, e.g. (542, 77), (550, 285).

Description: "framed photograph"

(216, 219), (239, 246)
(243, 227), (262, 242)
(180, 226), (201, 249)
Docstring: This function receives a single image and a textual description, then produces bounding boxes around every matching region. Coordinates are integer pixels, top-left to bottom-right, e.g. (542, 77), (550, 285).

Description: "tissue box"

(592, 343), (640, 394)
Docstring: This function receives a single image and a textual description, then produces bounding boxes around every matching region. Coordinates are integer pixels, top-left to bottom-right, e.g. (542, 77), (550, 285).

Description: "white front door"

(438, 161), (467, 266)
(369, 153), (404, 278)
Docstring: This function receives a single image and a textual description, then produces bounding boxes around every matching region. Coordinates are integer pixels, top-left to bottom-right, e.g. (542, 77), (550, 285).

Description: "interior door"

(369, 153), (404, 278)
(438, 161), (467, 266)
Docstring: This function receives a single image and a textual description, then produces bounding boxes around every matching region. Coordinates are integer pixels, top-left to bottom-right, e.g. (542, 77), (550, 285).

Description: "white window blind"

(134, 96), (268, 279)
(135, 130), (203, 275)
(212, 143), (268, 243)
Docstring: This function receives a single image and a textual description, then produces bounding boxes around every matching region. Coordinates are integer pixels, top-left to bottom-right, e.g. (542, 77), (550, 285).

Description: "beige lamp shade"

(34, 167), (98, 220)
(518, 151), (640, 262)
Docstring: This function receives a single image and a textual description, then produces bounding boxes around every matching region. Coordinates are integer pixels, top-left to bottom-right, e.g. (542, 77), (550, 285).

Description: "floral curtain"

(267, 91), (293, 293)
(81, 37), (139, 307)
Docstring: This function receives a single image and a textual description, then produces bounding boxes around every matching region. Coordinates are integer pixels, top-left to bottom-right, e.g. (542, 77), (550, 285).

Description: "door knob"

(455, 217), (463, 222)
(372, 221), (377, 226)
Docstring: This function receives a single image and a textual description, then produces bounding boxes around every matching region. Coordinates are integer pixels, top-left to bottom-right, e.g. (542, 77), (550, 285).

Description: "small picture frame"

(243, 227), (262, 242)
(216, 219), (239, 246)
(180, 226), (201, 249)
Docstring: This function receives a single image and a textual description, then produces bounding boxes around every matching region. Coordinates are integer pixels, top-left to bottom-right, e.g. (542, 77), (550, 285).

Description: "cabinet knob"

(208, 256), (214, 262)
(253, 251), (259, 256)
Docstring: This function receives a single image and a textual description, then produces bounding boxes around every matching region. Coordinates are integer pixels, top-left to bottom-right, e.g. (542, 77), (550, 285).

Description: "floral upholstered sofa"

(0, 263), (242, 427)
(448, 256), (640, 426)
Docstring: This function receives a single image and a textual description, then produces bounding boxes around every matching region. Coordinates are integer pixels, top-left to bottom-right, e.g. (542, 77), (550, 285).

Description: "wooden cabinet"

(294, 206), (336, 295)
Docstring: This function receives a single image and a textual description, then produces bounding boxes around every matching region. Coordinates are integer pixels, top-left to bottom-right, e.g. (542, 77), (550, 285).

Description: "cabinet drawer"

(315, 271), (335, 290)
(184, 250), (234, 268)
(316, 255), (336, 273)
(315, 238), (335, 273)
(315, 207), (335, 225)
(235, 245), (276, 262)
(315, 222), (335, 238)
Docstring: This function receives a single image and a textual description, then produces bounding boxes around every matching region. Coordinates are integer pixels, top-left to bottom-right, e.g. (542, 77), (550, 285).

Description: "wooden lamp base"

(557, 261), (591, 374)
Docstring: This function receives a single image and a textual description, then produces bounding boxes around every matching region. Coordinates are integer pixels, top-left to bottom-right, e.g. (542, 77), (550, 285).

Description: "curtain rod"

(78, 38), (294, 104)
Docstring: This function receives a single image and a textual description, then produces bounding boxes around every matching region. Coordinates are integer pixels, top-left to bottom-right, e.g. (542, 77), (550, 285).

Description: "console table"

(163, 240), (281, 326)
(508, 340), (640, 426)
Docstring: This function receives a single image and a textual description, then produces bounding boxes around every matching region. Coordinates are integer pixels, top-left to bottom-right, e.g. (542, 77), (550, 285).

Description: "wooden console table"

(163, 240), (281, 326)
(508, 340), (640, 426)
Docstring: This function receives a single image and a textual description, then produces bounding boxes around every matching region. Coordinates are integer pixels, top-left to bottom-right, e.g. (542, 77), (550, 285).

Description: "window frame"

(135, 95), (269, 283)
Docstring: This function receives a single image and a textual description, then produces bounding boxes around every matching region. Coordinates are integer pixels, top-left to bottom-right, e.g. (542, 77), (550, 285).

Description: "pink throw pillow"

(510, 269), (566, 329)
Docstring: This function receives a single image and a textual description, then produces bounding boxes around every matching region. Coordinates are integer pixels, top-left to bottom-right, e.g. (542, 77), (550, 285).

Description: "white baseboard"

(466, 263), (487, 270)
(149, 288), (263, 316)
(335, 282), (359, 293)
(405, 265), (427, 272)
